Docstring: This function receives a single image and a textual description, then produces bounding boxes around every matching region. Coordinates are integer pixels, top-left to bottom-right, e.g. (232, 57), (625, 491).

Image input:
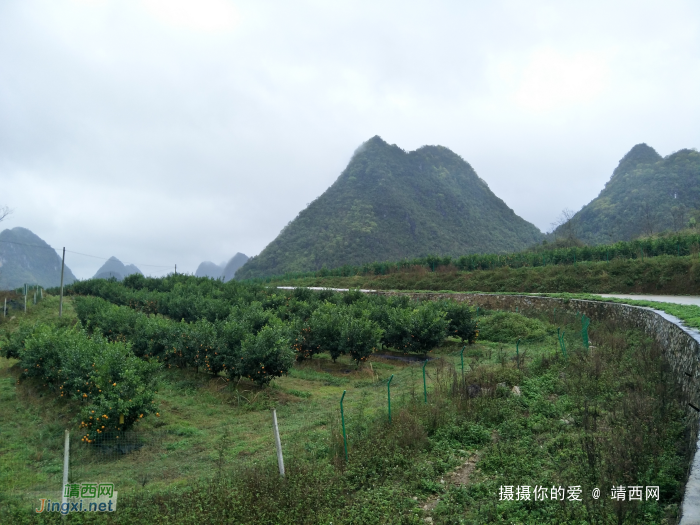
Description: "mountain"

(195, 261), (225, 278)
(236, 136), (543, 279)
(221, 253), (249, 282)
(0, 227), (77, 289)
(555, 144), (700, 244)
(93, 256), (142, 281)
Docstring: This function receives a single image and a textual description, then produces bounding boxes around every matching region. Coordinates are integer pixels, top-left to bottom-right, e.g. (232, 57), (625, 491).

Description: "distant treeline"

(243, 232), (700, 283)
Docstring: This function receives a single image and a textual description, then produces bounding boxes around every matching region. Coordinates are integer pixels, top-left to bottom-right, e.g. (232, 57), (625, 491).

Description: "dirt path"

(420, 452), (480, 522)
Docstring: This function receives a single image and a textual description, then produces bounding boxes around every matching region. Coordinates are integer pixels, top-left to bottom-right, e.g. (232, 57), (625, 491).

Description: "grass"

(0, 298), (691, 524)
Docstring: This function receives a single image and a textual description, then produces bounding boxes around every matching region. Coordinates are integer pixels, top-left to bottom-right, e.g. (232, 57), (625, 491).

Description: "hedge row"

(3, 324), (159, 442)
(75, 297), (295, 385)
(242, 232), (700, 282)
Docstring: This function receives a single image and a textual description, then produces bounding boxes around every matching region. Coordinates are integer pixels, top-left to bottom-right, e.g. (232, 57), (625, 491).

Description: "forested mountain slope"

(556, 144), (700, 243)
(237, 136), (543, 279)
(0, 227), (77, 289)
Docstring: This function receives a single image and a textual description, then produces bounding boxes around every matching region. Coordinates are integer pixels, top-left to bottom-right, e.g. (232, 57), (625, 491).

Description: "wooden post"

(271, 409), (285, 477)
(340, 391), (348, 461)
(59, 248), (65, 317)
(387, 374), (394, 422)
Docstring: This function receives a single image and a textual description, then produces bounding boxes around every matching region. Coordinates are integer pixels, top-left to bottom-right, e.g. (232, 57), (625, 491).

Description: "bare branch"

(550, 208), (578, 242)
(0, 206), (12, 223)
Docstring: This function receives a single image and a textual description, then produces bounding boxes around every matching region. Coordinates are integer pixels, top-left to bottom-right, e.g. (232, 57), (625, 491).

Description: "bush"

(2, 322), (36, 359)
(339, 316), (383, 364)
(215, 318), (246, 376)
(15, 324), (160, 442)
(383, 302), (448, 354)
(410, 302), (449, 353)
(440, 300), (478, 344)
(307, 302), (344, 361)
(477, 311), (549, 343)
(239, 320), (295, 386)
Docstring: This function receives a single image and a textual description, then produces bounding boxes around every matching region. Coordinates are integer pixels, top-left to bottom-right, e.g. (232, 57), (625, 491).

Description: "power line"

(0, 239), (174, 270)
(0, 239), (55, 250)
(65, 249), (172, 268)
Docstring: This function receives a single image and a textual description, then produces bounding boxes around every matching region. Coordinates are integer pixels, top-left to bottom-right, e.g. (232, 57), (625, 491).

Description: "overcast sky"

(1, 0), (699, 279)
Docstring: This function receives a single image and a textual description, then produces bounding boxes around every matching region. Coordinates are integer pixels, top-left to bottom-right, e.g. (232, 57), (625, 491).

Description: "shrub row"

(65, 277), (478, 354)
(3, 323), (159, 442)
(243, 232), (700, 283)
(71, 284), (478, 381)
(75, 297), (295, 385)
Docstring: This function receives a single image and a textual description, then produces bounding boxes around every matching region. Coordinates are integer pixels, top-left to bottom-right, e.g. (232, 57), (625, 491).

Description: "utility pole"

(59, 247), (65, 318)
(174, 264), (177, 275)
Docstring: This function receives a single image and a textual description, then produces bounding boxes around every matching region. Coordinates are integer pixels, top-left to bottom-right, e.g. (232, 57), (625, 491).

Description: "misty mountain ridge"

(195, 261), (224, 278)
(195, 253), (249, 281)
(0, 227), (77, 289)
(93, 256), (143, 281)
(236, 136), (543, 279)
(554, 144), (700, 244)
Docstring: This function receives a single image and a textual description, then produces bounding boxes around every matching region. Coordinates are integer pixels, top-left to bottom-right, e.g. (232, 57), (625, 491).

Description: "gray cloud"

(1, 0), (699, 278)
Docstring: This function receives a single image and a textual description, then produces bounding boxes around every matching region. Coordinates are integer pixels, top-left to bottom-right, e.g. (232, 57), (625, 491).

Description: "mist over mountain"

(554, 144), (700, 243)
(194, 254), (248, 281)
(195, 261), (225, 278)
(0, 227), (77, 289)
(221, 253), (249, 282)
(237, 136), (543, 279)
(93, 256), (142, 281)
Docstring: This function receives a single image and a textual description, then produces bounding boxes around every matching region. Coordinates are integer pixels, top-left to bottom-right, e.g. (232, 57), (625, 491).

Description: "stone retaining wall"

(376, 291), (700, 524)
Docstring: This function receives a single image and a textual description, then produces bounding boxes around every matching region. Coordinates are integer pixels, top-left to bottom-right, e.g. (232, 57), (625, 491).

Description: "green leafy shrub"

(381, 307), (413, 352)
(239, 320), (295, 386)
(307, 302), (344, 361)
(384, 301), (448, 354)
(440, 300), (478, 344)
(215, 318), (246, 376)
(339, 315), (383, 364)
(477, 311), (549, 343)
(15, 324), (159, 442)
(2, 322), (37, 359)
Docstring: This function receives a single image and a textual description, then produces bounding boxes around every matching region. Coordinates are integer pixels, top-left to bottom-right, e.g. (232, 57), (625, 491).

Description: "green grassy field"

(0, 295), (691, 524)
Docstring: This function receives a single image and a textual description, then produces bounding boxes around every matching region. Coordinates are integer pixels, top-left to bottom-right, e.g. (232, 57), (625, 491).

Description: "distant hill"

(221, 253), (249, 282)
(194, 254), (249, 281)
(236, 136), (543, 279)
(555, 144), (700, 244)
(195, 261), (225, 278)
(93, 257), (142, 281)
(0, 227), (77, 289)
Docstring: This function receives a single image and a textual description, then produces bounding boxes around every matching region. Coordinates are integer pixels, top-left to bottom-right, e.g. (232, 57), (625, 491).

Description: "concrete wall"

(375, 291), (700, 524)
